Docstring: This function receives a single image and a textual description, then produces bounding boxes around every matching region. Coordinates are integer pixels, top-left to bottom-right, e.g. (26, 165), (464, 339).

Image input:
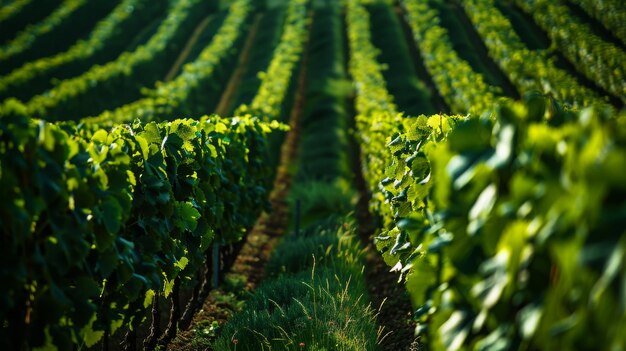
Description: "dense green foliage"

(84, 0), (253, 126)
(19, 0), (213, 121)
(0, 0), (61, 44)
(225, 6), (286, 114)
(0, 0), (31, 25)
(401, 0), (500, 114)
(0, 0), (167, 101)
(235, 0), (308, 121)
(346, 0), (400, 209)
(237, 0), (309, 171)
(373, 98), (626, 350)
(515, 0), (626, 103)
(345, 1), (626, 349)
(567, 0), (626, 47)
(462, 0), (611, 109)
(0, 0), (119, 75)
(0, 109), (276, 349)
(365, 1), (437, 116)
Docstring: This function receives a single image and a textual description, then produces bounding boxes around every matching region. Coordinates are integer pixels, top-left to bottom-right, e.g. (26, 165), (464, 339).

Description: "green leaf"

(397, 218), (422, 232)
(448, 118), (490, 152)
(475, 326), (511, 351)
(38, 121), (56, 152)
(468, 184), (497, 235)
(75, 277), (100, 298)
(590, 239), (625, 306)
(439, 311), (472, 351)
(410, 153), (430, 181)
(97, 249), (118, 278)
(144, 289), (156, 309)
(124, 274), (147, 301)
(135, 135), (150, 160)
(91, 129), (108, 144)
(414, 301), (433, 320)
(163, 276), (175, 297)
(487, 124), (515, 169)
(175, 202), (200, 232)
(141, 123), (162, 144)
(390, 231), (411, 255)
(518, 303), (542, 340)
(175, 257), (189, 271)
(102, 198), (123, 235)
(79, 314), (104, 348)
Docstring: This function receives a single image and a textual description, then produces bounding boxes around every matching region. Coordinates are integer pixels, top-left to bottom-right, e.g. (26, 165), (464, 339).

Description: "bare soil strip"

(163, 15), (213, 82)
(214, 14), (262, 116)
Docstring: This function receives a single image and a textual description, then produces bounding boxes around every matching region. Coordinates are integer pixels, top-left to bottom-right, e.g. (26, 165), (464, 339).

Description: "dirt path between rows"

(164, 15), (213, 82)
(214, 14), (262, 116)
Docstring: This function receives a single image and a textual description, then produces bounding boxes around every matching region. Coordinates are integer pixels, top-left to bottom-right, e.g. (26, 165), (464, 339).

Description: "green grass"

(266, 220), (361, 276)
(288, 180), (355, 229)
(209, 223), (380, 351)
